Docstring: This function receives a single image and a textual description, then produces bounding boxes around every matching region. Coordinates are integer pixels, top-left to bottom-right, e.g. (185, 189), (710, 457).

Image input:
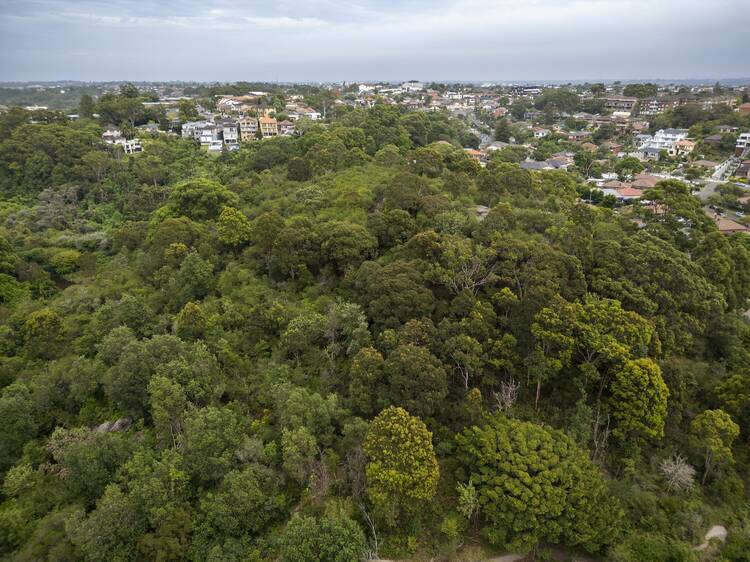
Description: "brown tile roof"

(602, 180), (628, 189)
(616, 187), (645, 198)
(705, 210), (750, 233)
(631, 174), (661, 189)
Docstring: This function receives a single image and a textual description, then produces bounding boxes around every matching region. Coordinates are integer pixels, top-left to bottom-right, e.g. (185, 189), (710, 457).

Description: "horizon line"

(2, 77), (750, 86)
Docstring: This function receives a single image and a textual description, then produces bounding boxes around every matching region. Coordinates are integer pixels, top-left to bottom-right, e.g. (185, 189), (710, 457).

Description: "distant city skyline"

(1, 0), (749, 82)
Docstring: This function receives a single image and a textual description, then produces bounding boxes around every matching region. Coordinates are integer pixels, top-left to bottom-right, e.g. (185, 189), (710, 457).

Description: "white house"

(401, 81), (424, 92)
(198, 124), (221, 145)
(102, 128), (122, 143)
(634, 146), (662, 161)
(634, 128), (689, 160)
(288, 106), (321, 121)
(647, 128), (689, 150)
(182, 121), (212, 141)
(102, 128), (142, 154)
(216, 98), (244, 111)
(299, 108), (321, 120)
(219, 120), (239, 144)
(736, 132), (750, 155)
(117, 138), (142, 154)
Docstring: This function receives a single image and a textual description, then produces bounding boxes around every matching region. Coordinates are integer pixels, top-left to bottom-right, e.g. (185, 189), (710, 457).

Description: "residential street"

(694, 154), (745, 201)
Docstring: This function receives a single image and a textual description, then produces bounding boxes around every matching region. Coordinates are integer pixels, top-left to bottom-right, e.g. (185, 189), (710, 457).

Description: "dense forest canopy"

(0, 90), (749, 562)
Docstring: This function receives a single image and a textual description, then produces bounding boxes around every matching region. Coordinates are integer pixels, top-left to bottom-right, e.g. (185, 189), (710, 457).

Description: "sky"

(0, 0), (749, 82)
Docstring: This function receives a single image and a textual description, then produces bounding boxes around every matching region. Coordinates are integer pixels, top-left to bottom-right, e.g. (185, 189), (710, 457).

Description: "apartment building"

(638, 97), (678, 116)
(239, 117), (258, 141)
(603, 96), (638, 111)
(259, 116), (278, 137)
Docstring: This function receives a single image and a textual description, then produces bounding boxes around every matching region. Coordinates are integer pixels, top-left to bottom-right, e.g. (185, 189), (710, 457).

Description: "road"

(695, 179), (722, 202)
(711, 156), (737, 181)
(694, 154), (742, 201)
(468, 111), (493, 146)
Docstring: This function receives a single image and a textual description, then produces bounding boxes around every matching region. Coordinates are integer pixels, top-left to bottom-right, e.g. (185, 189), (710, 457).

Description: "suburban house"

(101, 128), (123, 143)
(634, 146), (662, 161)
(207, 140), (224, 153)
(602, 141), (624, 155)
(703, 134), (725, 146)
(671, 139), (696, 156)
(600, 179), (629, 190)
(520, 160), (554, 171)
(216, 98), (244, 112)
(259, 116), (278, 137)
(705, 210), (750, 234)
(735, 132), (750, 156)
(631, 174), (661, 189)
(401, 81), (424, 92)
(464, 148), (487, 164)
(634, 133), (653, 145)
(215, 95), (261, 113)
(629, 121), (650, 133)
(615, 186), (645, 200)
(101, 128), (142, 154)
(277, 120), (296, 136)
(181, 121), (213, 141)
(118, 139), (143, 154)
(198, 124), (221, 146)
(218, 120), (239, 145)
(567, 131), (592, 142)
(532, 127), (550, 138)
(546, 155), (572, 169)
(600, 185), (644, 201)
(738, 103), (750, 117)
(634, 128), (689, 159)
(650, 128), (689, 150)
(288, 106), (321, 120)
(484, 141), (510, 151)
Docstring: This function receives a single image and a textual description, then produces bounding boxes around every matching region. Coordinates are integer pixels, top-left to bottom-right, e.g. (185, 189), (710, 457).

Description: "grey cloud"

(0, 0), (748, 81)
